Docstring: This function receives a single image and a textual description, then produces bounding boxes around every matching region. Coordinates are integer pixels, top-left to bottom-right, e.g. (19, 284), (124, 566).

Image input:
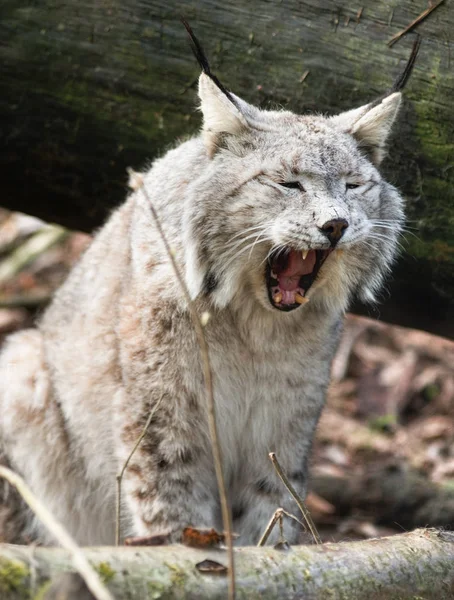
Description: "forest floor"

(0, 209), (453, 545)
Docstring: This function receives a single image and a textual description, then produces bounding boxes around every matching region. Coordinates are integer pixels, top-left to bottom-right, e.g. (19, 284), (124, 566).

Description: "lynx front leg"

(116, 392), (220, 542)
(233, 422), (317, 546)
(232, 475), (304, 546)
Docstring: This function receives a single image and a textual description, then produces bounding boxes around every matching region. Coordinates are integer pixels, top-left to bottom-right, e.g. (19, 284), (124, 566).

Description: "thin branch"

(0, 466), (114, 600)
(125, 169), (235, 599)
(299, 70), (310, 84)
(355, 7), (364, 29)
(257, 508), (283, 547)
(115, 395), (165, 546)
(387, 0), (445, 47)
(269, 452), (322, 545)
(257, 508), (307, 547)
(280, 508), (307, 530)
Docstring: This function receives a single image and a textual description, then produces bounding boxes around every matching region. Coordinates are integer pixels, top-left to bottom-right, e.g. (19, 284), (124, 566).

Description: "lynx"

(0, 28), (416, 546)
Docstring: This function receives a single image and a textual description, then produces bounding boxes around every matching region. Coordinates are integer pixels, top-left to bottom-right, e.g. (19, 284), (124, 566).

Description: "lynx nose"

(319, 218), (349, 247)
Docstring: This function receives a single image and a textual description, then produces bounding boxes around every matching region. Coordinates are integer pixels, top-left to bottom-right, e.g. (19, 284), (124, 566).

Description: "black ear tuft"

(369, 35), (421, 109)
(181, 18), (235, 105)
(181, 19), (211, 75)
(390, 35), (421, 93)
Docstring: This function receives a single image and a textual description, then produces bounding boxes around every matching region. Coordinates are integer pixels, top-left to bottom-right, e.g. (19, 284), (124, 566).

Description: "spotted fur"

(0, 49), (406, 545)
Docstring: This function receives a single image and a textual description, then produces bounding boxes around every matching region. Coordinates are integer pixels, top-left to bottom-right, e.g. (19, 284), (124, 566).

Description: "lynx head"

(183, 25), (416, 317)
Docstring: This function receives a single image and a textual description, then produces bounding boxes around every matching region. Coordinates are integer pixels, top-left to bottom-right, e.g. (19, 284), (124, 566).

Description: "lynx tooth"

(295, 293), (309, 305)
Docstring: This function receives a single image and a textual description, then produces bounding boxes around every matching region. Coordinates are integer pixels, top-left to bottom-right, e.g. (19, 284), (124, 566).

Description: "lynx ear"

(332, 92), (401, 165)
(199, 74), (248, 156)
(183, 20), (250, 156)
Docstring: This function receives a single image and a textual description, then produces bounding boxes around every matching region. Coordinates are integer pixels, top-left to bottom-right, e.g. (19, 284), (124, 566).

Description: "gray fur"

(0, 68), (404, 545)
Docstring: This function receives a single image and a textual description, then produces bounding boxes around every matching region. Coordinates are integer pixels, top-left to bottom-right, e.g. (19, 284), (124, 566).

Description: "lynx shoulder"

(0, 30), (415, 545)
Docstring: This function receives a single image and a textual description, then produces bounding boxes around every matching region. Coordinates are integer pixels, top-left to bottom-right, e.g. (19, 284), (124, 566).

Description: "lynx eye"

(346, 182), (361, 190)
(280, 181), (304, 191)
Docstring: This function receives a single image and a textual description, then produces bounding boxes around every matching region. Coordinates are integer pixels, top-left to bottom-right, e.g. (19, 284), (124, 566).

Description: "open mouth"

(266, 248), (332, 312)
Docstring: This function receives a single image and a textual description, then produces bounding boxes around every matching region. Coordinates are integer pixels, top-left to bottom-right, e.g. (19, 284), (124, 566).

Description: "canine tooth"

(295, 293), (309, 305)
(301, 249), (309, 260)
(200, 311), (211, 326)
(271, 270), (278, 279)
(274, 292), (282, 304)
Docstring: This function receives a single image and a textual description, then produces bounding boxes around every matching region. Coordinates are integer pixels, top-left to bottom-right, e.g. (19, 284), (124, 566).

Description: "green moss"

(412, 54), (454, 168)
(368, 414), (397, 433)
(423, 383), (441, 402)
(0, 558), (30, 596)
(411, 90), (454, 253)
(441, 479), (454, 492)
(147, 579), (168, 599)
(165, 561), (189, 588)
(95, 561), (116, 584)
(33, 580), (53, 600)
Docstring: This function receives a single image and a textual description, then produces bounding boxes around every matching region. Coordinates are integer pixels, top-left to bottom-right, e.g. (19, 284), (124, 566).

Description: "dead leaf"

(182, 527), (224, 548)
(432, 458), (454, 482)
(419, 416), (454, 441)
(322, 444), (350, 466)
(305, 492), (336, 516)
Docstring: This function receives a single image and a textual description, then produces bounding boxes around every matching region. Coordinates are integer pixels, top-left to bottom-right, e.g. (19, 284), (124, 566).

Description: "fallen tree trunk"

(1, 0), (453, 336)
(312, 464), (454, 531)
(1, 529), (453, 600)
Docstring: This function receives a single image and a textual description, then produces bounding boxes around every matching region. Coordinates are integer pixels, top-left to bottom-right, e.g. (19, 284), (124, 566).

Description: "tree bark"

(0, 529), (453, 600)
(1, 0), (453, 335)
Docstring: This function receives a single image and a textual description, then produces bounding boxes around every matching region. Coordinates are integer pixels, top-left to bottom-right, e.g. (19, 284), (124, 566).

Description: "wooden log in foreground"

(0, 529), (453, 600)
(0, 0), (453, 336)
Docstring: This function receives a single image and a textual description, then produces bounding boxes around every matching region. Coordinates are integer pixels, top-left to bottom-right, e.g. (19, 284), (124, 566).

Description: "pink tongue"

(277, 250), (316, 291)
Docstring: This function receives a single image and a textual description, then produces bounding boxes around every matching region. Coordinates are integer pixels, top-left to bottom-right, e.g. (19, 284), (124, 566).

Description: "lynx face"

(184, 74), (404, 316)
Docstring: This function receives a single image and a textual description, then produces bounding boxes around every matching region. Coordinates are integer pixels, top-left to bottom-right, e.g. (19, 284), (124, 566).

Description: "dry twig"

(356, 7), (364, 26)
(257, 508), (305, 547)
(269, 452), (322, 544)
(257, 509), (284, 547)
(299, 70), (310, 84)
(387, 0), (445, 47)
(0, 466), (113, 600)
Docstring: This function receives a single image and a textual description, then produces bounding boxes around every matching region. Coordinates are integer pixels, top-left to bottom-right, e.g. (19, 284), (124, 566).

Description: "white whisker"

(261, 243), (287, 267)
(358, 240), (390, 262)
(368, 232), (406, 251)
(222, 234), (271, 270)
(226, 224), (268, 244)
(248, 232), (269, 259)
(222, 230), (270, 258)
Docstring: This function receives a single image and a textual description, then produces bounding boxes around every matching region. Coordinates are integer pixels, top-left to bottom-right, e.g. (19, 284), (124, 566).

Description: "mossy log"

(0, 529), (453, 599)
(0, 1), (453, 335)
